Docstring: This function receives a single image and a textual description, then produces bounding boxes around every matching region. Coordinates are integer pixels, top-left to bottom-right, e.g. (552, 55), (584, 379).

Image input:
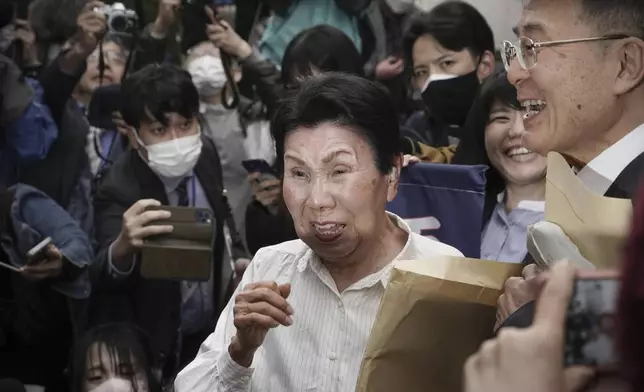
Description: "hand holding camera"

(73, 1), (108, 56)
(152, 0), (181, 39)
(93, 2), (138, 35)
(205, 7), (252, 60)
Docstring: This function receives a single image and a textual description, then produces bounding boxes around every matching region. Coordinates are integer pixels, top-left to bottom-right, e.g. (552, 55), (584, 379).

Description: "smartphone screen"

(564, 271), (620, 369)
(242, 159), (278, 178)
(26, 237), (52, 265)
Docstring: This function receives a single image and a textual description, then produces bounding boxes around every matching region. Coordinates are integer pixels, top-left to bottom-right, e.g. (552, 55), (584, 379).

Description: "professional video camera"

(94, 2), (138, 35)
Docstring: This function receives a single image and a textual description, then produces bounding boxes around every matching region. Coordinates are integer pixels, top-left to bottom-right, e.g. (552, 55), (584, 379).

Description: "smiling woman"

(456, 70), (546, 263)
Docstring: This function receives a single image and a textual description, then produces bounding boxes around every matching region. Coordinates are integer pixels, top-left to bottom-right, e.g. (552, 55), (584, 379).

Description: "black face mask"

(421, 70), (480, 127)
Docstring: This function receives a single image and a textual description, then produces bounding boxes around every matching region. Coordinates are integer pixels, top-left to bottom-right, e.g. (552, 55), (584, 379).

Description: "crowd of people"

(0, 0), (644, 391)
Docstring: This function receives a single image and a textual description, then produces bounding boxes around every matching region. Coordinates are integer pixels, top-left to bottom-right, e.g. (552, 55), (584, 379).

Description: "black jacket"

(90, 137), (248, 375)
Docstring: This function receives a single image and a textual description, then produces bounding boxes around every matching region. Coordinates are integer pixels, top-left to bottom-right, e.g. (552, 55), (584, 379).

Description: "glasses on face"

(87, 50), (128, 66)
(501, 34), (630, 71)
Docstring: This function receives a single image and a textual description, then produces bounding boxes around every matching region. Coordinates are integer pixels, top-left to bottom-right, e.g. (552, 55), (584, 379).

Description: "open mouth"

(521, 99), (547, 121)
(506, 146), (536, 162)
(312, 222), (346, 243)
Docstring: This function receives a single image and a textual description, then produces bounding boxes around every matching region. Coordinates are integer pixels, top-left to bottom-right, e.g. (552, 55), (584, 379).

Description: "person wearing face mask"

(91, 64), (250, 383)
(184, 41), (253, 245)
(401, 1), (496, 149)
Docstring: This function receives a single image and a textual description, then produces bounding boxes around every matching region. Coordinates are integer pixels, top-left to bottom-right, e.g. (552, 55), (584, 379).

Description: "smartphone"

(140, 205), (215, 281)
(564, 270), (620, 370)
(242, 159), (280, 189)
(242, 159), (276, 175)
(0, 261), (21, 273)
(26, 237), (53, 265)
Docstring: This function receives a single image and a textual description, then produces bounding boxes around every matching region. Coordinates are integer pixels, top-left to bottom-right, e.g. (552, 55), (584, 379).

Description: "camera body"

(94, 2), (138, 34)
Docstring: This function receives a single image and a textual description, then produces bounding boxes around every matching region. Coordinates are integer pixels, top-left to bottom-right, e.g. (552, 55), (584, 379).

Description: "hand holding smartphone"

(0, 237), (58, 278)
(242, 159), (278, 182)
(26, 237), (53, 265)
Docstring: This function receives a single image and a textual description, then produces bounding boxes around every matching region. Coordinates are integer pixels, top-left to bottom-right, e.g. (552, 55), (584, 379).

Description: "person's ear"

(614, 38), (644, 96)
(476, 50), (496, 81)
(386, 154), (403, 202)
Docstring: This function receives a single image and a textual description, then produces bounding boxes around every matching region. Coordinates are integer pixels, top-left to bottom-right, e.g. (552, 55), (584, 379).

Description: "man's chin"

(521, 129), (552, 158)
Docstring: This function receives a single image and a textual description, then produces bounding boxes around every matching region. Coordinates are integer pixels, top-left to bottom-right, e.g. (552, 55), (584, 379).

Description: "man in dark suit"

(496, 0), (644, 329)
(92, 64), (249, 381)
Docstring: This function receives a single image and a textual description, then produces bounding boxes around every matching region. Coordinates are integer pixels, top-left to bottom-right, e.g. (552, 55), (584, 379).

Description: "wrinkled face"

(84, 343), (148, 392)
(282, 123), (398, 263)
(411, 34), (478, 90)
(78, 41), (128, 94)
(507, 0), (622, 159)
(485, 100), (547, 186)
(131, 112), (199, 148)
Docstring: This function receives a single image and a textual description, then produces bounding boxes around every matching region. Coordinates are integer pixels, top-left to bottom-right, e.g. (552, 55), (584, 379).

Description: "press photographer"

(92, 63), (249, 384)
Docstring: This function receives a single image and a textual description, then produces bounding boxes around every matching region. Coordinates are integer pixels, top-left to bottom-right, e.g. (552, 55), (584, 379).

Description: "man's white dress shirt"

(175, 212), (462, 392)
(577, 123), (644, 195)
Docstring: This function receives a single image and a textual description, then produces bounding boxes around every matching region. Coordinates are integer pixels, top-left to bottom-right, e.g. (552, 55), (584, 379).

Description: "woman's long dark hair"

(451, 70), (521, 223)
(70, 323), (161, 392)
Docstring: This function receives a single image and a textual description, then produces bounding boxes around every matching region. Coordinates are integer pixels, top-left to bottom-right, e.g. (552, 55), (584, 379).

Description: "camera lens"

(110, 15), (128, 32)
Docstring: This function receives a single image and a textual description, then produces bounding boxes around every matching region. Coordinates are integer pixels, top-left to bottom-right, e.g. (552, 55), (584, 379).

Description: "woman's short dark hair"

(280, 25), (364, 84)
(452, 71), (520, 221)
(403, 1), (494, 66)
(70, 323), (161, 392)
(120, 64), (200, 129)
(272, 72), (400, 175)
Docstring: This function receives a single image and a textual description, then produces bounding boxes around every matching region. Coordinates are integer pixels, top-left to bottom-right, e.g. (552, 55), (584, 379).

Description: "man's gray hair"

(580, 0), (644, 39)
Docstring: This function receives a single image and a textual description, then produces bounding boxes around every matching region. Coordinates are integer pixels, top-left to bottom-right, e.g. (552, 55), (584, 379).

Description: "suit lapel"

(605, 151), (644, 200)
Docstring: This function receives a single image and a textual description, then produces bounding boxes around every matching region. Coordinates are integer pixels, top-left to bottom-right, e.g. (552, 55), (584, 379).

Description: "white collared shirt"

(577, 123), (644, 195)
(175, 213), (462, 392)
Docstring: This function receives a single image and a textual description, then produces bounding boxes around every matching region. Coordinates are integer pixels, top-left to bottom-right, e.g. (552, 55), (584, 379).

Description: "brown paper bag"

(545, 152), (632, 268)
(356, 257), (522, 392)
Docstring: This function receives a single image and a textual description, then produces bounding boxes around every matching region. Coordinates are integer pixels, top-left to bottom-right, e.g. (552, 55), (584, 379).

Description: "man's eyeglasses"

(87, 50), (128, 66)
(501, 34), (630, 71)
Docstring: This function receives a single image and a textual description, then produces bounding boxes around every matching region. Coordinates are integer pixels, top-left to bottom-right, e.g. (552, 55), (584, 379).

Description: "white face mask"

(384, 0), (414, 13)
(135, 132), (203, 179)
(187, 55), (227, 98)
(421, 73), (458, 92)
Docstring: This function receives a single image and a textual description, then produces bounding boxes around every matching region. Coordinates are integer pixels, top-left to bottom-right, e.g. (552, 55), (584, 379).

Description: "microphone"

(0, 379), (27, 392)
